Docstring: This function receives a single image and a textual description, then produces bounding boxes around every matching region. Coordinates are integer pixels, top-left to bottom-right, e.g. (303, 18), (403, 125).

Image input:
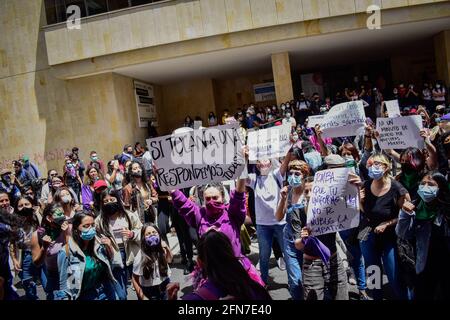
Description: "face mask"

(344, 155), (356, 167)
(18, 207), (34, 217)
(132, 170), (142, 177)
(368, 166), (384, 180)
(286, 113), (291, 118)
(417, 185), (438, 203)
(436, 85), (441, 89)
(303, 151), (323, 171)
(258, 163), (271, 176)
(145, 235), (160, 247)
(292, 133), (299, 142)
(288, 174), (302, 188)
(103, 202), (120, 216)
(53, 215), (66, 226)
(61, 195), (72, 204)
(81, 227), (96, 241)
(205, 200), (225, 217)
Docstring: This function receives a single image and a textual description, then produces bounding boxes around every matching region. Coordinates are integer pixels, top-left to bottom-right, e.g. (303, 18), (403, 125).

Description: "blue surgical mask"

(81, 227), (96, 241)
(368, 166), (384, 180)
(288, 174), (302, 188)
(417, 185), (438, 203)
(304, 151), (323, 171)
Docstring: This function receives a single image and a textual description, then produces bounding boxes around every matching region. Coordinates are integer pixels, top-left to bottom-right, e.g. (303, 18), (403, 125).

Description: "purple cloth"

(302, 236), (331, 264)
(171, 189), (251, 269)
(81, 184), (94, 211)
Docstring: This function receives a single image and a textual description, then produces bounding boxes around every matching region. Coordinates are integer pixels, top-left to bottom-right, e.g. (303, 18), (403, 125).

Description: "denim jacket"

(54, 237), (121, 300)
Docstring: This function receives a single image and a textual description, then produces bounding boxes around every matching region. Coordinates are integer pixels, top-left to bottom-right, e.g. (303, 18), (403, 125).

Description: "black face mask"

(18, 207), (34, 217)
(103, 202), (120, 216)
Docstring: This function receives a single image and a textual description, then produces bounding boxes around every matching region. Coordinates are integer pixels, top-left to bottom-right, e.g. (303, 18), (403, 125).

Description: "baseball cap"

(93, 180), (108, 192)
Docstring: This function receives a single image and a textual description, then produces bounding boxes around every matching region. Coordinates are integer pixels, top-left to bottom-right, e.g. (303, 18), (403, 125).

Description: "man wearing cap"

(21, 155), (40, 180)
(0, 169), (21, 205)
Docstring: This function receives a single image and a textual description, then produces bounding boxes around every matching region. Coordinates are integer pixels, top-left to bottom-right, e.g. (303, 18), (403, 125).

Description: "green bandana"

(415, 201), (438, 221)
(401, 171), (421, 191)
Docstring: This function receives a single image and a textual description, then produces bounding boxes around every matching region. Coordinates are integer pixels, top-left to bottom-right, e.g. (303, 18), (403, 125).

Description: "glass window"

(64, 0), (87, 18)
(86, 0), (108, 15)
(107, 0), (130, 11)
(45, 0), (67, 24)
(131, 0), (153, 6)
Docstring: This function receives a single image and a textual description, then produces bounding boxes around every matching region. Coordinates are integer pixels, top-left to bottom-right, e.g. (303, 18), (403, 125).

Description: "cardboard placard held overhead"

(320, 101), (366, 138)
(247, 124), (292, 161)
(385, 100), (401, 118)
(376, 116), (424, 150)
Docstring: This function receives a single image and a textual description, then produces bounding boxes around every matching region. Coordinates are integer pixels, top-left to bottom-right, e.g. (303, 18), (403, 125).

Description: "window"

(44, 0), (167, 25)
(86, 0), (108, 15)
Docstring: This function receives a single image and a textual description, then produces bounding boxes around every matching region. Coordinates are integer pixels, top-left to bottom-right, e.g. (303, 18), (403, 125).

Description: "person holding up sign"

(167, 167), (264, 289)
(275, 160), (311, 300)
(358, 154), (410, 300)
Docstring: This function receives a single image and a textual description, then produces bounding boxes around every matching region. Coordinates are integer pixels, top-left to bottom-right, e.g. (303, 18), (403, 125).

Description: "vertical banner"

(307, 168), (360, 236)
(134, 81), (156, 128)
(146, 124), (245, 191)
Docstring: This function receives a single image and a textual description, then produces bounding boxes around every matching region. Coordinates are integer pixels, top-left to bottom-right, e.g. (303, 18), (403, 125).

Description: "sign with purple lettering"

(320, 101), (366, 138)
(307, 168), (360, 236)
(146, 124), (245, 191)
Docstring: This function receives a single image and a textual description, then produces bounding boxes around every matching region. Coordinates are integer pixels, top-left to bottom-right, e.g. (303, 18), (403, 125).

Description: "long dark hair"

(423, 171), (450, 204)
(99, 189), (132, 239)
(197, 230), (271, 300)
(41, 203), (63, 235)
(140, 223), (168, 280)
(72, 211), (97, 257)
(14, 196), (39, 230)
(53, 187), (75, 208)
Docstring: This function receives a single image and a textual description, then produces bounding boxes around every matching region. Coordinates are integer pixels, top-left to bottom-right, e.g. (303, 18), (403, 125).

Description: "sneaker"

(359, 290), (371, 300)
(277, 257), (286, 271)
(347, 268), (357, 285)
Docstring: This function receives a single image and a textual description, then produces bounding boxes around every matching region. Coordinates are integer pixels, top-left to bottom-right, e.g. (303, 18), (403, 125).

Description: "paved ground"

(13, 232), (364, 300)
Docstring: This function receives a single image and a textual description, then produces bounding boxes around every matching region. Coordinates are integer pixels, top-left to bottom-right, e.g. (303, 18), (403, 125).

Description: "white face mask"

(62, 195), (72, 204)
(436, 85), (441, 89)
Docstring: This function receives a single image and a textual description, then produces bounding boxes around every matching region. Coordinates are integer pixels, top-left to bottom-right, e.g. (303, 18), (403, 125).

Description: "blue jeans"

(283, 225), (303, 300)
(112, 247), (130, 300)
(256, 224), (285, 284)
(78, 283), (116, 300)
(19, 250), (46, 300)
(360, 232), (405, 300)
(339, 229), (367, 290)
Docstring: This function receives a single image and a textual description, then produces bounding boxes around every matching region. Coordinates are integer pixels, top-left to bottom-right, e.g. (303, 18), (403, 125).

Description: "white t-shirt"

(247, 168), (286, 226)
(433, 88), (446, 102)
(133, 251), (171, 287)
(109, 215), (128, 246)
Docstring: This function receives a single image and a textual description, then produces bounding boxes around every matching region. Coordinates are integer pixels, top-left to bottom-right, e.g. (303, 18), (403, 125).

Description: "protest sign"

(306, 168), (360, 236)
(146, 124), (245, 191)
(307, 115), (325, 128)
(385, 100), (401, 118)
(247, 123), (292, 161)
(320, 101), (366, 138)
(376, 116), (424, 150)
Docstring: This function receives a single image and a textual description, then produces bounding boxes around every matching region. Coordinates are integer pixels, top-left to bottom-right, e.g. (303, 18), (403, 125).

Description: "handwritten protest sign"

(307, 115), (325, 128)
(385, 100), (401, 118)
(247, 123), (292, 161)
(146, 124), (245, 191)
(376, 116), (424, 150)
(307, 168), (360, 236)
(320, 101), (366, 138)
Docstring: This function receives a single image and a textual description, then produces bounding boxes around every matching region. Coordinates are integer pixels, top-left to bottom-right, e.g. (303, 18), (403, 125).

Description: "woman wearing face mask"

(169, 176), (264, 288)
(132, 223), (173, 300)
(46, 175), (64, 205)
(396, 171), (450, 300)
(275, 160), (310, 300)
(245, 148), (292, 286)
(208, 112), (217, 127)
(63, 159), (82, 202)
(11, 196), (44, 300)
(54, 211), (120, 300)
(81, 166), (103, 211)
(39, 169), (58, 206)
(54, 187), (81, 222)
(30, 204), (70, 300)
(123, 161), (158, 224)
(106, 160), (124, 193)
(95, 189), (142, 300)
(358, 154), (410, 300)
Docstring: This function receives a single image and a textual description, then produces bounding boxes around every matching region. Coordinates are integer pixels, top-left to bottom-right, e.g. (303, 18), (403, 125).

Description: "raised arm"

(275, 187), (289, 221)
(280, 149), (293, 177)
(315, 124), (329, 157)
(170, 190), (202, 229)
(228, 188), (247, 227)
